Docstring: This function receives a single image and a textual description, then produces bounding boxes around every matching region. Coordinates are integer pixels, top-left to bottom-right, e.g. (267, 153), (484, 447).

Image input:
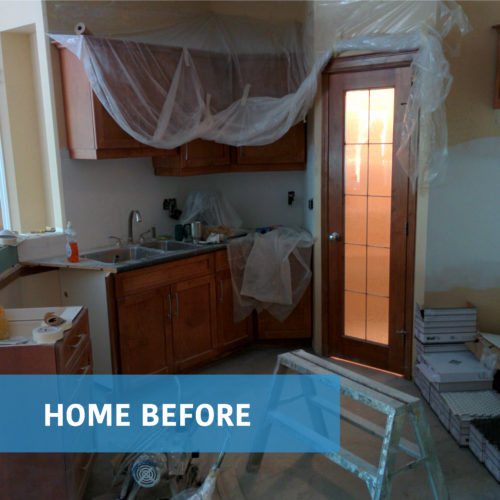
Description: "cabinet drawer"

(65, 341), (93, 375)
(115, 254), (214, 298)
(57, 310), (90, 373)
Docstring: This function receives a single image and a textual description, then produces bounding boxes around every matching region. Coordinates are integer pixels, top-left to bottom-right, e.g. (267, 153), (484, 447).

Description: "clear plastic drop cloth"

(49, 0), (470, 185)
(227, 227), (313, 322)
(180, 191), (242, 228)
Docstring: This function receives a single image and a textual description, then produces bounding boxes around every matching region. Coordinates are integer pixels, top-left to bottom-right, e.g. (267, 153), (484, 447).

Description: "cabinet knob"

(329, 232), (341, 242)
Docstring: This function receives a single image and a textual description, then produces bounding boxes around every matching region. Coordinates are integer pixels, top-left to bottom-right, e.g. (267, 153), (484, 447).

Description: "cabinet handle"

(71, 334), (86, 349)
(174, 292), (179, 318)
(219, 280), (224, 303)
(80, 364), (91, 375)
(185, 143), (188, 161)
(81, 454), (94, 471)
(167, 294), (172, 319)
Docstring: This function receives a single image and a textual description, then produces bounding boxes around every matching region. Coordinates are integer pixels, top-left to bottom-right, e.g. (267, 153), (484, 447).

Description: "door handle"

(167, 294), (172, 319)
(174, 292), (179, 318)
(329, 232), (341, 241)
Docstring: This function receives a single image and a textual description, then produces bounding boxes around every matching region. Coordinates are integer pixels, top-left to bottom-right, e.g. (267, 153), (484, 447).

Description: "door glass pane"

(345, 244), (366, 293)
(366, 295), (389, 344)
(343, 88), (394, 345)
(345, 145), (368, 195)
(344, 195), (367, 245)
(345, 291), (365, 339)
(345, 90), (369, 144)
(368, 144), (392, 196)
(367, 196), (391, 247)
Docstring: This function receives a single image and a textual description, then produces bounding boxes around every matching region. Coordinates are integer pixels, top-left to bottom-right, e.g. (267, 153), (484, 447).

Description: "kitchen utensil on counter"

(174, 224), (184, 241)
(191, 221), (202, 241)
(183, 224), (193, 242)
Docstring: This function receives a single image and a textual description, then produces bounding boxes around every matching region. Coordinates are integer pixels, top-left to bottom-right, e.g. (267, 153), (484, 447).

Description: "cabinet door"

(117, 289), (170, 374)
(235, 122), (306, 167)
(257, 284), (312, 339)
(216, 270), (253, 351)
(171, 275), (217, 371)
(182, 140), (231, 169)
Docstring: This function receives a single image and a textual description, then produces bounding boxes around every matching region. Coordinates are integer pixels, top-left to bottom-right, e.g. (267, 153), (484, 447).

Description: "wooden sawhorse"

(247, 350), (448, 500)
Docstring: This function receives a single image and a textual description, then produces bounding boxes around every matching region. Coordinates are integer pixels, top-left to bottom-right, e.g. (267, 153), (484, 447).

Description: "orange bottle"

(65, 221), (79, 263)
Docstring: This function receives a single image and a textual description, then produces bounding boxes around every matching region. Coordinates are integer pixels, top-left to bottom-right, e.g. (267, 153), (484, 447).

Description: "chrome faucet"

(128, 210), (142, 244)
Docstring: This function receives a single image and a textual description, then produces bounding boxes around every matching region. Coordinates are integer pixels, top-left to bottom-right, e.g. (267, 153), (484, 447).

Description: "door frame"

(321, 51), (417, 378)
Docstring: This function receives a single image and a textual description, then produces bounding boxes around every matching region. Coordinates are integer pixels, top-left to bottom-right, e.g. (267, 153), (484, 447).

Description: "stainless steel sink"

(82, 245), (164, 264)
(141, 240), (197, 252)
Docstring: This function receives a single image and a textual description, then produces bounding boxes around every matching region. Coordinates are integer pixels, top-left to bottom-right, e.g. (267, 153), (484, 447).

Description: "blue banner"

(0, 374), (340, 453)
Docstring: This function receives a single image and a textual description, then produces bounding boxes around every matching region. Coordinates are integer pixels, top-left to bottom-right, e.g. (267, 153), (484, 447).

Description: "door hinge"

(395, 329), (407, 336)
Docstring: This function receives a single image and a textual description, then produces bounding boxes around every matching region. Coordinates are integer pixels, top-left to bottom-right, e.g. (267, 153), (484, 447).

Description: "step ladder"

(247, 349), (448, 500)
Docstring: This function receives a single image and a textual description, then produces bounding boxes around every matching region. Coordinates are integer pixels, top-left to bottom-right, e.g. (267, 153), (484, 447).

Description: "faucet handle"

(109, 236), (123, 247)
(139, 228), (153, 244)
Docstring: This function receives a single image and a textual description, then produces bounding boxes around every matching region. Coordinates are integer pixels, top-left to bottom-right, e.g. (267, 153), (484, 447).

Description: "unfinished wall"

(60, 151), (307, 251)
(425, 1), (500, 333)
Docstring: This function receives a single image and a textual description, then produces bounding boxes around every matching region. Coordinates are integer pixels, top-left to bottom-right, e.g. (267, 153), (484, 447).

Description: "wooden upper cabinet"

(153, 139), (231, 176)
(235, 122), (306, 169)
(56, 45), (175, 160)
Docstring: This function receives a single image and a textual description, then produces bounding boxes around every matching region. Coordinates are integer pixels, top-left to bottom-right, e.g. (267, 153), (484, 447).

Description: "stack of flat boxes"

(469, 418), (500, 482)
(413, 304), (494, 446)
(414, 304), (477, 362)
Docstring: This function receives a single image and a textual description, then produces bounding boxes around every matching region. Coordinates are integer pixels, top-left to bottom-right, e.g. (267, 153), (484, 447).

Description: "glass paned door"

(326, 63), (413, 375)
(344, 88), (394, 345)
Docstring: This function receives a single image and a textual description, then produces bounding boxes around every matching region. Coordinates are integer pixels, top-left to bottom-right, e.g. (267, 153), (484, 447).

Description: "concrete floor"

(84, 345), (500, 500)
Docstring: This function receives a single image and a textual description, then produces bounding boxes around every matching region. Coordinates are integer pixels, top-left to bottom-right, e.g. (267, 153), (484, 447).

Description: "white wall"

(60, 149), (308, 251)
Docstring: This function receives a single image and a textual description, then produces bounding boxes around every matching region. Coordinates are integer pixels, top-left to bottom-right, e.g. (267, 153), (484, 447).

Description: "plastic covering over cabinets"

(227, 228), (313, 322)
(50, 0), (470, 184)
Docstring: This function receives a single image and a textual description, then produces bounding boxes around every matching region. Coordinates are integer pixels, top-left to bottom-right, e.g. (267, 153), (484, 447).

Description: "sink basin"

(82, 245), (164, 264)
(141, 240), (197, 252)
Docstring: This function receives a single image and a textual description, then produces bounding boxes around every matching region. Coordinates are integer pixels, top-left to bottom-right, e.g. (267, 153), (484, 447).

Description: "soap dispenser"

(65, 221), (79, 263)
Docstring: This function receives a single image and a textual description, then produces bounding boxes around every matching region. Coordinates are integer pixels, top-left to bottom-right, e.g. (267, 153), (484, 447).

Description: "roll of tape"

(74, 22), (91, 35)
(33, 325), (64, 344)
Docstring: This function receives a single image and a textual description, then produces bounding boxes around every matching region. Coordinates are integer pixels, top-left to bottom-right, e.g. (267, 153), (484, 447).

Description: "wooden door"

(216, 270), (253, 350)
(171, 275), (217, 371)
(117, 288), (169, 374)
(325, 60), (414, 375)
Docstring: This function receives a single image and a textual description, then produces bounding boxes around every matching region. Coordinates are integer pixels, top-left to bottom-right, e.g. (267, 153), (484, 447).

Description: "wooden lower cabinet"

(117, 288), (170, 374)
(113, 257), (218, 374)
(216, 269), (253, 350)
(0, 309), (95, 500)
(171, 275), (217, 371)
(257, 284), (312, 339)
(111, 251), (312, 374)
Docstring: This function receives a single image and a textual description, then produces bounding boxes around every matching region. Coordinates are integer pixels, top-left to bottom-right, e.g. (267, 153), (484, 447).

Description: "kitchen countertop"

(21, 241), (227, 273)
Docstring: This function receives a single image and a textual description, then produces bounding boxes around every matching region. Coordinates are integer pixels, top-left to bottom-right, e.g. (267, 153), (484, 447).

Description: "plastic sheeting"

(180, 191), (242, 228)
(50, 0), (470, 184)
(227, 227), (313, 322)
